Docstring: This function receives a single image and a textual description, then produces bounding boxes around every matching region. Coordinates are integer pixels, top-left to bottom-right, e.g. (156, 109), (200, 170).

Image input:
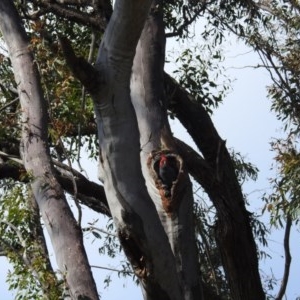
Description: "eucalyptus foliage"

(0, 0), (299, 299)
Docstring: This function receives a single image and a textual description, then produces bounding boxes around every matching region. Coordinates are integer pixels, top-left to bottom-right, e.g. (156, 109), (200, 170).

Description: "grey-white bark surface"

(91, 1), (185, 299)
(130, 2), (202, 299)
(0, 1), (98, 299)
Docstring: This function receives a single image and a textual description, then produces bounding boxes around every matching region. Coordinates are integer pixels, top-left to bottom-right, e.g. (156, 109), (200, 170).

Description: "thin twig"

(0, 151), (23, 164)
(0, 97), (19, 112)
(77, 31), (96, 173)
(90, 265), (134, 275)
(165, 5), (205, 38)
(83, 226), (118, 238)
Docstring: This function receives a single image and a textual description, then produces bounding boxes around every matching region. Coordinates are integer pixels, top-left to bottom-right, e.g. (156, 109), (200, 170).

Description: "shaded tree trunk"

(165, 74), (266, 300)
(0, 1), (98, 299)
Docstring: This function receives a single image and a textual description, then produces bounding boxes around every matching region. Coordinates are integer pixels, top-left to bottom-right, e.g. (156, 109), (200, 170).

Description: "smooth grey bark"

(89, 1), (184, 299)
(52, 2), (264, 298)
(0, 1), (99, 299)
(27, 192), (62, 298)
(130, 2), (202, 299)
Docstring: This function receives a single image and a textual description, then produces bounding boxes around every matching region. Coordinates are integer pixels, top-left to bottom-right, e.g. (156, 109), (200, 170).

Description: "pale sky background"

(1, 17), (299, 300)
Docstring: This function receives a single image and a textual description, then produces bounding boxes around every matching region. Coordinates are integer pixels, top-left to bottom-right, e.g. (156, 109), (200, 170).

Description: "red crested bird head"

(159, 154), (168, 167)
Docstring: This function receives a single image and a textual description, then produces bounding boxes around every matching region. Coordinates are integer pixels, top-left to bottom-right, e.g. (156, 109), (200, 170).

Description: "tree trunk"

(27, 192), (62, 298)
(130, 2), (203, 299)
(0, 2), (99, 299)
(90, 1), (185, 299)
(32, 0), (266, 298)
(165, 74), (266, 300)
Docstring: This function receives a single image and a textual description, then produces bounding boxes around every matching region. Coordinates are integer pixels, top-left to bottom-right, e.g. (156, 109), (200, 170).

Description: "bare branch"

(59, 35), (102, 93)
(83, 226), (118, 238)
(91, 265), (134, 275)
(28, 0), (107, 30)
(0, 97), (19, 112)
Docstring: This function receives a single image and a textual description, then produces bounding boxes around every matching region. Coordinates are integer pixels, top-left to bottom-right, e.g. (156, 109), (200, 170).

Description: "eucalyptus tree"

(249, 3), (300, 297)
(0, 0), (272, 299)
(208, 1), (300, 296)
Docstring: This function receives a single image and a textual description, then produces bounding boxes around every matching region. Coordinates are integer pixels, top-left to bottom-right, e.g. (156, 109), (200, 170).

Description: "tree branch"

(0, 153), (110, 216)
(0, 97), (19, 113)
(174, 137), (216, 192)
(165, 3), (206, 38)
(27, 0), (107, 31)
(164, 72), (265, 299)
(59, 35), (102, 93)
(275, 215), (292, 300)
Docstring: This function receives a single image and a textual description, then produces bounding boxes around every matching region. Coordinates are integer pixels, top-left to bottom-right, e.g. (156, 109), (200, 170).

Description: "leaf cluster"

(263, 136), (300, 227)
(172, 45), (231, 114)
(0, 184), (62, 299)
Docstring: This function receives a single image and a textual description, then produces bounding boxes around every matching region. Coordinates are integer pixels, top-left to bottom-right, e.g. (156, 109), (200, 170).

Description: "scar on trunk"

(148, 150), (187, 216)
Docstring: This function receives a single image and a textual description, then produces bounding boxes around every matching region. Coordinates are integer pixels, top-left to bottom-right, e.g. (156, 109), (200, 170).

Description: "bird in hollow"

(158, 154), (178, 193)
